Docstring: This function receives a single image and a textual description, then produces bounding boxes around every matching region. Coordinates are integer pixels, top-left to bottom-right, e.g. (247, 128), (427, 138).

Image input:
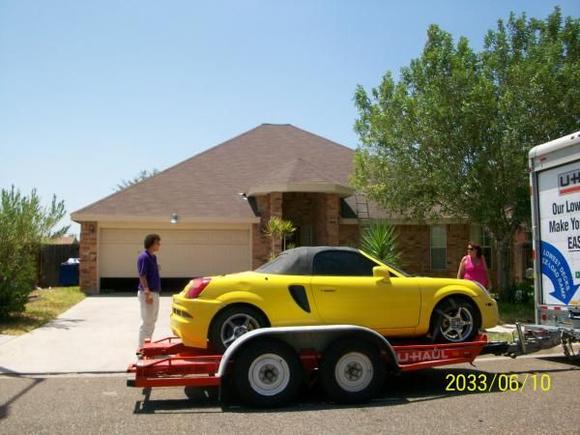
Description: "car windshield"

(255, 249), (411, 277)
(382, 262), (410, 277)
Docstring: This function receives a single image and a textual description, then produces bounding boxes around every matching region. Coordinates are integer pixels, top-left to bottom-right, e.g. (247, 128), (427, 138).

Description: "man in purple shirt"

(137, 234), (161, 349)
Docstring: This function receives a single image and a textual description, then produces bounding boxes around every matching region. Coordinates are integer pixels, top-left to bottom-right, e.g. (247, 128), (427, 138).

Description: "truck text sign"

(539, 161), (580, 305)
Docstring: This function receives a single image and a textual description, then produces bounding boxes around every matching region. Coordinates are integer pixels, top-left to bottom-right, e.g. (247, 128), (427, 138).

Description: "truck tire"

(233, 338), (303, 408)
(430, 298), (479, 343)
(320, 339), (385, 404)
(209, 306), (268, 353)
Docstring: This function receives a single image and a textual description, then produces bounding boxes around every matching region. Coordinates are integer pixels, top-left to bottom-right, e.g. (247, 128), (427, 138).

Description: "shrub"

(0, 186), (68, 320)
(360, 220), (401, 267)
(263, 216), (296, 255)
(503, 281), (534, 303)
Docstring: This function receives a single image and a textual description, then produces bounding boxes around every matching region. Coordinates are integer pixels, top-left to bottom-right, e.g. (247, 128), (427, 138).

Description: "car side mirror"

(373, 266), (391, 283)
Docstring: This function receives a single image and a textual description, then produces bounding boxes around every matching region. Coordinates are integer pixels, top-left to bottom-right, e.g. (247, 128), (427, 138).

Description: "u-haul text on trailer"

(530, 131), (580, 325)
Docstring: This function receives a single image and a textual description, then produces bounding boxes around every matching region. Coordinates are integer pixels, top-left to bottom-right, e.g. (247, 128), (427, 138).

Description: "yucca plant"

(264, 216), (296, 256)
(360, 220), (401, 267)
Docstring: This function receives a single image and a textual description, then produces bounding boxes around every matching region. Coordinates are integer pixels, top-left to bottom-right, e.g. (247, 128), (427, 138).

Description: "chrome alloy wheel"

(220, 313), (260, 348)
(439, 306), (474, 342)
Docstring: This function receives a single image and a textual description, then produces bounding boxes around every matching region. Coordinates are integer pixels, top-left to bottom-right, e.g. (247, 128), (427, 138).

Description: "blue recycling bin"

(58, 262), (79, 286)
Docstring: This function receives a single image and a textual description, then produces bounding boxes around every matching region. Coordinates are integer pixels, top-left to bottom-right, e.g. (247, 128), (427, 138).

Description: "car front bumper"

(480, 297), (499, 329)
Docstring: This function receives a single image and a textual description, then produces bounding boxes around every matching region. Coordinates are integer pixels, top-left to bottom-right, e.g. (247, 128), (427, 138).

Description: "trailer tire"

(320, 339), (385, 404)
(233, 338), (303, 408)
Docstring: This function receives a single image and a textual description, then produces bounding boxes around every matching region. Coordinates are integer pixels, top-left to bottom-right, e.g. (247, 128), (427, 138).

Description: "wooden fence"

(38, 244), (79, 287)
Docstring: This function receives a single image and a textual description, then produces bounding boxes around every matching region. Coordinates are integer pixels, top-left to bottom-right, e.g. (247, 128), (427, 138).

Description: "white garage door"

(99, 228), (251, 278)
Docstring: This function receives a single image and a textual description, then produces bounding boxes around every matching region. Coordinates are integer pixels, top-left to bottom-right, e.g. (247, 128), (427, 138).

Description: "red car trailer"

(127, 324), (568, 407)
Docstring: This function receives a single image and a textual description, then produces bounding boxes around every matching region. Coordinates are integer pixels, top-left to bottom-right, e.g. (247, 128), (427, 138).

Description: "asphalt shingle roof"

(72, 124), (357, 222)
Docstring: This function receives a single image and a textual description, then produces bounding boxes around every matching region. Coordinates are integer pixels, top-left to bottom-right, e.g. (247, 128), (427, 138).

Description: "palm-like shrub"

(360, 221), (401, 267)
(264, 216), (296, 257)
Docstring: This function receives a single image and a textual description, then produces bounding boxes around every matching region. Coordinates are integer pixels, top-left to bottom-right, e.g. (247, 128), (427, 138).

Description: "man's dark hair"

(144, 234), (161, 249)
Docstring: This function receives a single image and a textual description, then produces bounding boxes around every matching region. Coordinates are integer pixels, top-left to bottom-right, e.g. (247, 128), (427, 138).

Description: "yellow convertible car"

(171, 247), (498, 352)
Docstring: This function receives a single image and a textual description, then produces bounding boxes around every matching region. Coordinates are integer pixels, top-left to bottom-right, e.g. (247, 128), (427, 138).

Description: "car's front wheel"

(430, 298), (480, 343)
(209, 306), (268, 353)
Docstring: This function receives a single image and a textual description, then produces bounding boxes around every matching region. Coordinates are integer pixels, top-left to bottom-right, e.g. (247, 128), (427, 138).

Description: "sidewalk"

(0, 295), (173, 374)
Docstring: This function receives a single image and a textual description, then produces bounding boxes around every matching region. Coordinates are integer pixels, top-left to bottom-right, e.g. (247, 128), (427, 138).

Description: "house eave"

(248, 183), (354, 197)
(70, 213), (260, 224)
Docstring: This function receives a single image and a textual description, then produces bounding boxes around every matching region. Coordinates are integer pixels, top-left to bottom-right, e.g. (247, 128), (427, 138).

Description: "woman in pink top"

(457, 242), (491, 289)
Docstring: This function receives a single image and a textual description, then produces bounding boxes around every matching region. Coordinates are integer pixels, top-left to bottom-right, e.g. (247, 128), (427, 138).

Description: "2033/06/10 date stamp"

(445, 373), (552, 393)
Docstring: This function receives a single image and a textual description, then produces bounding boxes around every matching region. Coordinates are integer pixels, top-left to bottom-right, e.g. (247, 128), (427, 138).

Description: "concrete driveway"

(0, 295), (173, 374)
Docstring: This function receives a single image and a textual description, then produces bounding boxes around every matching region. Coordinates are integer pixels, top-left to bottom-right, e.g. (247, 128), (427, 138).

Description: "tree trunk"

(496, 237), (513, 295)
(271, 236), (282, 258)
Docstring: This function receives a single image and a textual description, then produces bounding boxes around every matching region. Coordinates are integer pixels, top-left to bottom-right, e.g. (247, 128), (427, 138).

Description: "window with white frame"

(430, 225), (447, 270)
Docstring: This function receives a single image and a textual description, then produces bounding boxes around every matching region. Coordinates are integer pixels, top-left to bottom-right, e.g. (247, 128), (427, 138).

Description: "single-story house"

(72, 124), (530, 293)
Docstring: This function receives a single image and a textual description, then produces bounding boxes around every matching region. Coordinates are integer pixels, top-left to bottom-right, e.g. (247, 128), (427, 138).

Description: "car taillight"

(185, 277), (211, 299)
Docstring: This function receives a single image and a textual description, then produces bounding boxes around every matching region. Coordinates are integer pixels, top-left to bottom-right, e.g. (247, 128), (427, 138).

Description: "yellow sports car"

(170, 247), (498, 352)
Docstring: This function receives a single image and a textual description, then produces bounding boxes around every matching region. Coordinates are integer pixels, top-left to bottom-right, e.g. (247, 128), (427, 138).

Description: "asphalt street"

(1, 354), (579, 435)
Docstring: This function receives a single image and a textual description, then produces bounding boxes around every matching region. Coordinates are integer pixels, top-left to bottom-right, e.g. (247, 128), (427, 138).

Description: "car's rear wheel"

(209, 306), (268, 353)
(319, 339), (386, 404)
(233, 338), (303, 407)
(430, 298), (479, 343)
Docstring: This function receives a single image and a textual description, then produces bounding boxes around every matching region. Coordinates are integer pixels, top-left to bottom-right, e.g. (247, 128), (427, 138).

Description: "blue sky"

(1, 1), (578, 234)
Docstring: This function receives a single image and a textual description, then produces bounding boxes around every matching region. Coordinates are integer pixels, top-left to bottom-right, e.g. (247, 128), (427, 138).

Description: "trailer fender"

(216, 324), (399, 378)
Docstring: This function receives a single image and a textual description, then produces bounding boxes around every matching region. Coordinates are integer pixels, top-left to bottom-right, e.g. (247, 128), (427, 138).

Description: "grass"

(483, 299), (536, 343)
(0, 286), (86, 335)
(497, 300), (535, 324)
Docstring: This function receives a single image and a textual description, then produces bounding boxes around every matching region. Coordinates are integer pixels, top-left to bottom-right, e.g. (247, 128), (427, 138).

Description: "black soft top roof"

(254, 246), (363, 275)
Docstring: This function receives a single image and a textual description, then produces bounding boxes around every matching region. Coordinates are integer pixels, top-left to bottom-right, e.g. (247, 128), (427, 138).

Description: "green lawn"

(497, 300), (535, 324)
(0, 286), (86, 335)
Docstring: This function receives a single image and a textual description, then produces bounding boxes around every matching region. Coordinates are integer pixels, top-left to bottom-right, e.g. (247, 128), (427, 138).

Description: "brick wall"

(251, 193), (283, 269)
(312, 193), (339, 245)
(396, 224), (431, 275)
(283, 192), (316, 244)
(79, 221), (98, 294)
(323, 194), (340, 245)
(339, 224), (360, 247)
(251, 192), (344, 268)
(447, 224), (471, 278)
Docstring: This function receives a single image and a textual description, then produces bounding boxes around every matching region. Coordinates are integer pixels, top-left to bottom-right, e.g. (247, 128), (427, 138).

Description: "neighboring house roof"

(71, 124), (357, 223)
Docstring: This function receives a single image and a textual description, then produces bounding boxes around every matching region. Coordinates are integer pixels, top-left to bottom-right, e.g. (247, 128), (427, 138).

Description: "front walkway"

(0, 295), (173, 374)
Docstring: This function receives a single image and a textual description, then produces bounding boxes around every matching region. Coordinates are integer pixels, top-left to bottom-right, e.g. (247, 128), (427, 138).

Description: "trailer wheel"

(431, 298), (479, 343)
(320, 339), (385, 404)
(233, 338), (303, 408)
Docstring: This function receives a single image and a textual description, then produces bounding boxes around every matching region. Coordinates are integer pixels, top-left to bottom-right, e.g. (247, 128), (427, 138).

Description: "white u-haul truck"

(529, 131), (580, 358)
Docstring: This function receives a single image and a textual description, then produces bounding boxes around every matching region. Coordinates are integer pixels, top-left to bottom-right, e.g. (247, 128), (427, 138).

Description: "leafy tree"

(115, 169), (159, 191)
(360, 221), (401, 267)
(0, 186), (69, 319)
(353, 8), (579, 291)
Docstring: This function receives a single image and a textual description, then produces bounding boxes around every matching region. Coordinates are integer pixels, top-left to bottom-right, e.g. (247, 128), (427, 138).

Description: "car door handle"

(321, 288), (336, 293)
